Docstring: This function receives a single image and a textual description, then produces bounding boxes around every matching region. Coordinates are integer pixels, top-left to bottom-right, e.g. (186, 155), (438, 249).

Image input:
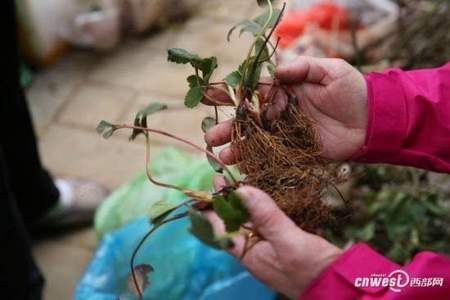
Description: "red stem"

(115, 124), (237, 184)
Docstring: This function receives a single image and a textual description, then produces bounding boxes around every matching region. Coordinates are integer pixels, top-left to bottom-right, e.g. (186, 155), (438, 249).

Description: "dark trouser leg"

(0, 148), (44, 300)
(1, 0), (59, 228)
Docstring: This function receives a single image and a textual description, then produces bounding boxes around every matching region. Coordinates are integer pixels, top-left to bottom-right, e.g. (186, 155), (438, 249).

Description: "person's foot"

(36, 178), (110, 231)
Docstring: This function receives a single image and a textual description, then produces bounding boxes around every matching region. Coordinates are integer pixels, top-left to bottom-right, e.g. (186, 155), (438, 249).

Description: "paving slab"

(57, 81), (135, 128)
(38, 124), (164, 189)
(33, 242), (93, 300)
(26, 51), (98, 133)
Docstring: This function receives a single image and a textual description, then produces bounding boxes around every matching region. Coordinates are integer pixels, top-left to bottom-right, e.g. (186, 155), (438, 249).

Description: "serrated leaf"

(187, 75), (202, 88)
(127, 264), (154, 298)
(189, 210), (223, 249)
(201, 117), (216, 133)
(149, 200), (179, 224)
(96, 120), (113, 135)
(167, 48), (202, 65)
(168, 49), (217, 84)
(213, 192), (249, 232)
(97, 120), (116, 139)
(224, 71), (242, 88)
(185, 86), (203, 108)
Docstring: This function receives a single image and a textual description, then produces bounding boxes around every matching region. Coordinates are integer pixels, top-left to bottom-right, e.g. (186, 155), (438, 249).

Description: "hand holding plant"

(207, 176), (342, 299)
(96, 0), (351, 297)
(205, 56), (368, 162)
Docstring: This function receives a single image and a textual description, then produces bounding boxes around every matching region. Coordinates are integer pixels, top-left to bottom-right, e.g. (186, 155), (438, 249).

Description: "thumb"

(236, 186), (301, 247)
(275, 56), (334, 85)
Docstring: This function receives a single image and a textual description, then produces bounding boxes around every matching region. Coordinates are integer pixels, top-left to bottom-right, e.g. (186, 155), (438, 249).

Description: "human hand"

(206, 177), (342, 299)
(204, 56), (368, 162)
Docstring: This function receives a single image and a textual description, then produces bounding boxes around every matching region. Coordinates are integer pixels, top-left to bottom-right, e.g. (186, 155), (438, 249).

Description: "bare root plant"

(97, 1), (347, 298)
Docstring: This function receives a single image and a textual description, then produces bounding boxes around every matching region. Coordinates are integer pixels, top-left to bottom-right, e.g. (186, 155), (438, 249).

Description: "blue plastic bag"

(76, 148), (275, 299)
(75, 217), (275, 300)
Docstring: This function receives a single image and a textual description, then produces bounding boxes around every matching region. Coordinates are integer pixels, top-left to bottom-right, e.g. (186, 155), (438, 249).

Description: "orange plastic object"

(275, 2), (350, 48)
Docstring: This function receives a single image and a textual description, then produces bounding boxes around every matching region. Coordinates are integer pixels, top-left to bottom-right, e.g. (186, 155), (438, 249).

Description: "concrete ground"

(28, 1), (256, 299)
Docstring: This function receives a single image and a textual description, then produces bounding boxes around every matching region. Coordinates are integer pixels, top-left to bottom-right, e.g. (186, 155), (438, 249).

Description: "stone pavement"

(28, 1), (255, 299)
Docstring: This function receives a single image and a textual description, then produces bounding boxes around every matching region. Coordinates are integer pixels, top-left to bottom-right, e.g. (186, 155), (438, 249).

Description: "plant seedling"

(97, 0), (345, 298)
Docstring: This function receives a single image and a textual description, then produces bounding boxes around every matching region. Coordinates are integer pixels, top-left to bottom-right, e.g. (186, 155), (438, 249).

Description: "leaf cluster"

(148, 190), (249, 250)
(325, 166), (450, 264)
(167, 48), (217, 108)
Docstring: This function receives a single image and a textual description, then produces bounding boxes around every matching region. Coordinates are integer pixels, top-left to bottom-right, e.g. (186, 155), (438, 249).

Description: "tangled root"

(232, 103), (342, 232)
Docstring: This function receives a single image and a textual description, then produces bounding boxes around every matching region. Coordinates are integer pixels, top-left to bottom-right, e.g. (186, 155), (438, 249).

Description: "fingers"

(275, 56), (334, 85)
(213, 175), (227, 191)
(204, 119), (233, 146)
(235, 186), (301, 247)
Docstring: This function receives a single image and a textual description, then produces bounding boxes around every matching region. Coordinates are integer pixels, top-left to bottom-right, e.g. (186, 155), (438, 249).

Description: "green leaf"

(167, 49), (217, 83)
(185, 86), (203, 108)
(189, 210), (223, 249)
(96, 120), (112, 134)
(167, 48), (202, 65)
(129, 102), (167, 141)
(213, 192), (249, 232)
(201, 116), (223, 172)
(257, 0), (272, 7)
(201, 117), (216, 133)
(149, 200), (179, 225)
(228, 8), (281, 41)
(138, 103), (167, 118)
(267, 63), (276, 77)
(224, 71), (242, 88)
(129, 117), (143, 141)
(206, 145), (223, 173)
(255, 37), (270, 61)
(96, 120), (116, 139)
(102, 128), (115, 139)
(200, 57), (218, 83)
(357, 222), (375, 242)
(243, 56), (263, 91)
(238, 20), (263, 36)
(254, 8), (281, 28)
(187, 75), (202, 88)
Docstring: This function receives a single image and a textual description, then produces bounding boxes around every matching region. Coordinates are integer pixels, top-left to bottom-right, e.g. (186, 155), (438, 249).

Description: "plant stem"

(214, 106), (219, 124)
(144, 134), (184, 191)
(241, 0), (274, 88)
(248, 2), (286, 88)
(114, 124), (238, 184)
(130, 211), (189, 299)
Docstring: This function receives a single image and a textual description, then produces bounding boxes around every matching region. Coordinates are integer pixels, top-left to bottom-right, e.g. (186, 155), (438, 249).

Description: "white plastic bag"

(60, 0), (121, 51)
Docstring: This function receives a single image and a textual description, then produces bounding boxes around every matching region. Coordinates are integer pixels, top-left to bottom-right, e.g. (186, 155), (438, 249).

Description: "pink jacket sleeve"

(301, 64), (450, 300)
(300, 243), (450, 299)
(351, 63), (450, 172)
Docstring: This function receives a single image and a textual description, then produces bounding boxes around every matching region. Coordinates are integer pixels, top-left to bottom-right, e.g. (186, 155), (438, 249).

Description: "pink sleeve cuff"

(300, 243), (399, 300)
(351, 70), (407, 163)
(350, 64), (450, 172)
